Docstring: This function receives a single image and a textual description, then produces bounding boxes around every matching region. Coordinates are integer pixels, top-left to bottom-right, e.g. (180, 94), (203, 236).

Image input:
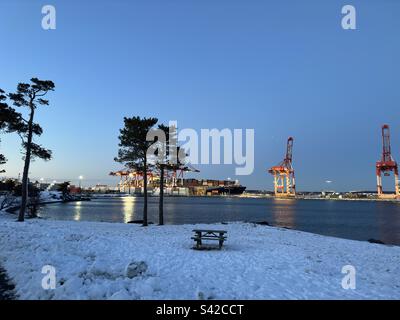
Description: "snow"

(0, 213), (399, 300)
(39, 191), (63, 202)
(0, 191), (62, 213)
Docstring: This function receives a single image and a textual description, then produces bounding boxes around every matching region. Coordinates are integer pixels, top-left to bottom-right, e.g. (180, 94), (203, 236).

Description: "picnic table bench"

(192, 229), (227, 249)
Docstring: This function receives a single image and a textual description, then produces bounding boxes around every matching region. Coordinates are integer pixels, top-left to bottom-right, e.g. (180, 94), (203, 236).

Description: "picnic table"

(192, 229), (227, 249)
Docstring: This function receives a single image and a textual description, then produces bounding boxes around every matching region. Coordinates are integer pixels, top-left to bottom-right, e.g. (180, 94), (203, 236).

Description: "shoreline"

(90, 192), (400, 202)
(4, 197), (90, 214)
(34, 207), (398, 247)
(92, 192), (400, 203)
(33, 194), (400, 246)
(242, 194), (400, 203)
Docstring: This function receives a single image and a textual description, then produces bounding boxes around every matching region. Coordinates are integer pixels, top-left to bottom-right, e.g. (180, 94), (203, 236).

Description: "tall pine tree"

(115, 116), (158, 226)
(8, 78), (55, 222)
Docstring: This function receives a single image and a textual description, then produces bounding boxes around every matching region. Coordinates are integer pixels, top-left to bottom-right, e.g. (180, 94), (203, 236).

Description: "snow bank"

(0, 191), (62, 214)
(0, 214), (399, 300)
(39, 191), (62, 202)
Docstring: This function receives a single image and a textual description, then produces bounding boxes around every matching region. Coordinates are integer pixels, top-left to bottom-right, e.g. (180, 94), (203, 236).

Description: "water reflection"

(122, 196), (136, 223)
(377, 202), (400, 244)
(270, 198), (296, 228)
(73, 201), (82, 221)
(166, 200), (178, 224)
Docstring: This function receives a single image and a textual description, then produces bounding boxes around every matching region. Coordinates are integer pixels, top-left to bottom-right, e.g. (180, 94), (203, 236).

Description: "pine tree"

(157, 124), (171, 226)
(156, 124), (189, 225)
(115, 116), (158, 226)
(8, 78), (55, 222)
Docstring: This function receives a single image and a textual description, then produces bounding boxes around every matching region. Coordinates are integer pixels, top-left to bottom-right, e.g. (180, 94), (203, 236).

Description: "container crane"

(268, 137), (296, 197)
(376, 124), (400, 198)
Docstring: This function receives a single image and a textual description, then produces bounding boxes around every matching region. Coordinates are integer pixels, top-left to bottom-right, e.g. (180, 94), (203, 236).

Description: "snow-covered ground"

(39, 191), (63, 202)
(0, 191), (62, 213)
(0, 213), (399, 300)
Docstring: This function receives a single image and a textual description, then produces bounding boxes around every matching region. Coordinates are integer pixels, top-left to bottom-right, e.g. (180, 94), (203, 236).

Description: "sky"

(0, 0), (400, 191)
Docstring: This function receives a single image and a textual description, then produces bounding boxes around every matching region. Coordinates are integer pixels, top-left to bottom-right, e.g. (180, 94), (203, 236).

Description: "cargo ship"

(182, 179), (247, 196)
(110, 170), (246, 196)
(205, 185), (247, 195)
(152, 179), (247, 196)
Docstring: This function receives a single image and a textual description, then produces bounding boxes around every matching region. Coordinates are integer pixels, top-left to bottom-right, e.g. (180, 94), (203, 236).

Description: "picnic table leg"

(219, 233), (224, 249)
(195, 232), (202, 249)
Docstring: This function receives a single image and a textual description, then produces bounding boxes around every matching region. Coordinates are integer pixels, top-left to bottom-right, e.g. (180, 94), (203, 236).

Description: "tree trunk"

(18, 107), (35, 222)
(159, 165), (164, 225)
(143, 157), (148, 226)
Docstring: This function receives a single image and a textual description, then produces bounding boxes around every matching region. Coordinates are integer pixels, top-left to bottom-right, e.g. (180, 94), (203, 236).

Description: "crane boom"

(285, 137), (294, 164)
(381, 125), (392, 163)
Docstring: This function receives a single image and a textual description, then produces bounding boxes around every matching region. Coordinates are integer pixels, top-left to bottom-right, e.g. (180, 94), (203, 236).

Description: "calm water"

(38, 196), (400, 245)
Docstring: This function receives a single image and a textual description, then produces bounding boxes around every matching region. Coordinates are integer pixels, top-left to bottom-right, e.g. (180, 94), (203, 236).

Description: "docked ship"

(180, 178), (247, 196)
(110, 170), (246, 196)
(204, 184), (247, 195)
(153, 178), (247, 196)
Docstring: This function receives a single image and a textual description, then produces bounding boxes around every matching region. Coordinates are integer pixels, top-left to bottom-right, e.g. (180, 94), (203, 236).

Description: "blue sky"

(1, 0), (400, 191)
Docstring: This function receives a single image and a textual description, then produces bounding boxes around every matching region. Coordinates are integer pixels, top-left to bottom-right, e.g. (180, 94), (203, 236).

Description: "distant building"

(92, 184), (110, 192)
(69, 185), (81, 194)
(35, 182), (50, 191)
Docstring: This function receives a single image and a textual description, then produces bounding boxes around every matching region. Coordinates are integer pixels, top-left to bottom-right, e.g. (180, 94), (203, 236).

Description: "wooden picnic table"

(192, 229), (227, 249)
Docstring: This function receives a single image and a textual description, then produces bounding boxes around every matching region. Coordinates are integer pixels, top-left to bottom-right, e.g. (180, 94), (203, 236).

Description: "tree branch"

(17, 132), (26, 144)
(35, 91), (48, 97)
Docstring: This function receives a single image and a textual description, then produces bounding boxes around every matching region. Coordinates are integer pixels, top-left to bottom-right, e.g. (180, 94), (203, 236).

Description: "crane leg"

(376, 170), (383, 196)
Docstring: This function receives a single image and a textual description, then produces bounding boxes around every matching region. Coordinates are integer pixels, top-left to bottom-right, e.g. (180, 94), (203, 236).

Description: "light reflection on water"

(122, 196), (136, 223)
(376, 202), (400, 244)
(39, 196), (400, 245)
(73, 201), (82, 221)
(270, 198), (296, 229)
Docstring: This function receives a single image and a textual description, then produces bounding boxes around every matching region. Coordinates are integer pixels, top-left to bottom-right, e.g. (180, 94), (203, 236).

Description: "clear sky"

(1, 0), (400, 191)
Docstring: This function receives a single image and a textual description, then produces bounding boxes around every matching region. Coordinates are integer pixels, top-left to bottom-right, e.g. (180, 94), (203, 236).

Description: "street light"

(79, 175), (83, 191)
